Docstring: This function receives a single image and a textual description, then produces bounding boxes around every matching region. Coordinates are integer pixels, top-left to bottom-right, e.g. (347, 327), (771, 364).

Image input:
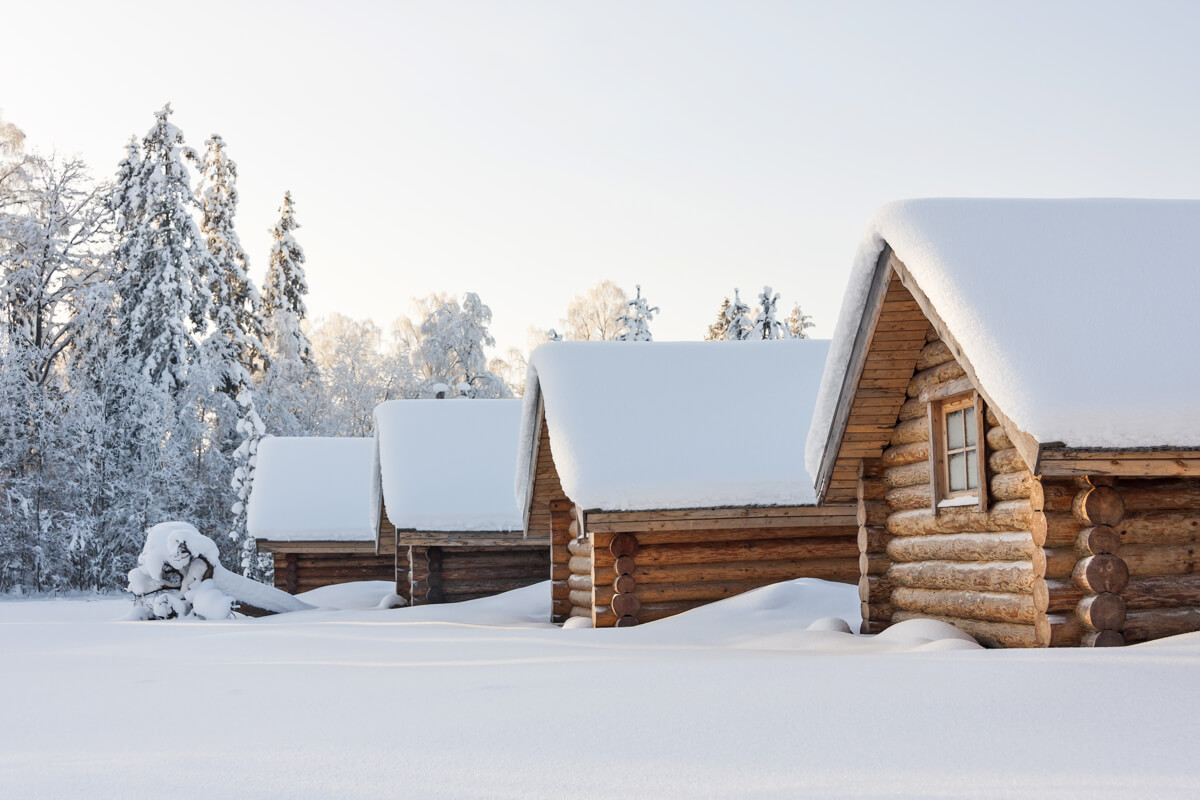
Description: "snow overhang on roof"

(247, 437), (377, 542)
(805, 197), (1200, 485)
(373, 399), (524, 532)
(516, 339), (832, 513)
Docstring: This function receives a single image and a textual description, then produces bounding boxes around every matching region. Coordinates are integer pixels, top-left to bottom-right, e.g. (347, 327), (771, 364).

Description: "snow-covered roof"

(517, 340), (832, 512)
(373, 400), (524, 532)
(806, 198), (1200, 480)
(247, 437), (377, 542)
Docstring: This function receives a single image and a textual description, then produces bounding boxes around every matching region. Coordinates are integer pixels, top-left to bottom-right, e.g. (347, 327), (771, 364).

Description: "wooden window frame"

(927, 391), (988, 513)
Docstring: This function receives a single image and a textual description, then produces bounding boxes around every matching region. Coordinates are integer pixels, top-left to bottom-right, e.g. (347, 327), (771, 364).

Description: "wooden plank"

(586, 506), (854, 523)
(255, 540), (379, 555)
(1039, 452), (1200, 477)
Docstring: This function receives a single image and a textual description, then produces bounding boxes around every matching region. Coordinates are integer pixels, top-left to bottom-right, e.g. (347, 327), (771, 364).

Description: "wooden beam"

(1038, 449), (1200, 477)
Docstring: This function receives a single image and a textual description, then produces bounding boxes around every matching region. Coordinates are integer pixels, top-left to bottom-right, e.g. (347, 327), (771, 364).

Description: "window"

(928, 392), (988, 511)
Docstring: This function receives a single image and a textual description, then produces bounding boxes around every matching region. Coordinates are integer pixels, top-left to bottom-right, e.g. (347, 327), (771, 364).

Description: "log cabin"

(247, 437), (394, 594)
(518, 340), (860, 627)
(807, 198), (1200, 647)
(373, 399), (549, 604)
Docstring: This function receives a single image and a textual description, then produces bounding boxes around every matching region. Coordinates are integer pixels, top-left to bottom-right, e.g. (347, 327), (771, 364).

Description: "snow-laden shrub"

(126, 522), (234, 620)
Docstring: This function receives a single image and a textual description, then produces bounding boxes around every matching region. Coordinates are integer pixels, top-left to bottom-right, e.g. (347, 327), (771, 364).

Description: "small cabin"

(808, 198), (1200, 647)
(373, 399), (550, 604)
(518, 340), (860, 627)
(248, 437), (394, 594)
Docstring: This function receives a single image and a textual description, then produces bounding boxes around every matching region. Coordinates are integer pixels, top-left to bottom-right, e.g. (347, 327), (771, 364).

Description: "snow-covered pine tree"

(411, 292), (511, 398)
(105, 104), (218, 571)
(752, 285), (789, 340)
(705, 297), (731, 341)
(787, 302), (814, 339)
(259, 191), (321, 437)
(723, 288), (754, 341)
(614, 284), (659, 342)
(196, 135), (268, 575)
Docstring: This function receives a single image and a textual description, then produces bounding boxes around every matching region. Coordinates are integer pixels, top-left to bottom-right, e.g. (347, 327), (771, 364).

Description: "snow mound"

(873, 617), (981, 647)
(297, 580), (401, 610)
(806, 616), (854, 634)
(561, 615), (593, 629)
(807, 198), (1200, 480)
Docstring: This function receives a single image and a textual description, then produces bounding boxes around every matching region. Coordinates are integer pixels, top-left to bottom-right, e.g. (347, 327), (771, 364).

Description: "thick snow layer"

(518, 340), (831, 512)
(373, 399), (523, 532)
(5, 580), (1200, 799)
(247, 436), (376, 542)
(807, 199), (1200, 479)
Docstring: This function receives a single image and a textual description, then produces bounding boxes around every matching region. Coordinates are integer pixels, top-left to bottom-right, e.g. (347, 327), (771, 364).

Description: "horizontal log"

(985, 426), (1013, 452)
(568, 555), (592, 574)
(886, 483), (932, 512)
(611, 593), (641, 617)
(988, 448), (1027, 475)
(1115, 510), (1200, 545)
(1120, 543), (1200, 577)
(1034, 547), (1077, 580)
(897, 397), (927, 422)
(889, 611), (1039, 648)
(990, 471), (1036, 503)
(587, 506), (857, 524)
(566, 574), (592, 591)
(551, 543), (570, 565)
(886, 500), (1032, 537)
(613, 574), (635, 594)
(1122, 607), (1200, 644)
(1045, 579), (1083, 614)
(1118, 479), (1200, 512)
(858, 479), (890, 501)
(1074, 487), (1125, 526)
(860, 575), (892, 604)
(860, 619), (893, 634)
(891, 587), (1036, 624)
(890, 418), (930, 446)
(585, 514), (856, 534)
(1041, 454), (1200, 478)
(860, 552), (891, 576)
(568, 605), (591, 618)
(632, 579), (784, 604)
(887, 560), (1036, 594)
(1075, 526), (1121, 556)
(907, 360), (967, 398)
(567, 539), (591, 557)
(637, 599), (709, 623)
(580, 524), (859, 546)
(551, 563), (570, 580)
(1032, 511), (1082, 548)
(881, 441), (931, 469)
(1073, 555), (1129, 594)
(887, 531), (1035, 563)
(858, 501), (890, 526)
(883, 461), (930, 488)
(614, 555), (635, 576)
(634, 537), (859, 566)
(569, 589), (592, 607)
(633, 557), (858, 585)
(1077, 592), (1126, 632)
(858, 525), (892, 554)
(1123, 575), (1200, 610)
(915, 340), (954, 371)
(1048, 613), (1083, 647)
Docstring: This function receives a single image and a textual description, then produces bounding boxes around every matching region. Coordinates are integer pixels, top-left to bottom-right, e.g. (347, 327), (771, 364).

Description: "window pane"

(966, 448), (979, 490)
(949, 452), (967, 492)
(947, 409), (965, 449)
(964, 406), (977, 447)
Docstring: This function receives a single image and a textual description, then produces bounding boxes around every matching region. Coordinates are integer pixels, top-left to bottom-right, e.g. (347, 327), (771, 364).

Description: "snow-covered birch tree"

(723, 288), (754, 341)
(751, 285), (788, 340)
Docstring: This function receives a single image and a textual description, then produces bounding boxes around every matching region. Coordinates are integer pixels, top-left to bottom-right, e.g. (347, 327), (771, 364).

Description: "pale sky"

(4, 1), (1199, 355)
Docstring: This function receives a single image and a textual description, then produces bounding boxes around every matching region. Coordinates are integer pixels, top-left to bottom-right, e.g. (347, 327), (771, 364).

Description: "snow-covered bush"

(126, 521), (311, 620)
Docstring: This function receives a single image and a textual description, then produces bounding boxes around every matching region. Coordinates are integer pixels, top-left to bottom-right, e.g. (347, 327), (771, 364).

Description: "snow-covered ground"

(2, 579), (1199, 799)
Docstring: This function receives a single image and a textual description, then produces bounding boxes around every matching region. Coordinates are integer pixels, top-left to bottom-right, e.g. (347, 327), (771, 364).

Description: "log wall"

(582, 507), (859, 628)
(1106, 477), (1200, 644)
(270, 550), (395, 595)
(410, 544), (550, 605)
(862, 334), (1049, 647)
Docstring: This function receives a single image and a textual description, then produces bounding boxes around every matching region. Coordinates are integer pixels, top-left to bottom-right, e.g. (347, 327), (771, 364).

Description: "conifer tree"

(787, 302), (815, 339)
(723, 288), (754, 341)
(705, 297), (731, 341)
(196, 135), (267, 574)
(752, 285), (788, 340)
(615, 284), (659, 341)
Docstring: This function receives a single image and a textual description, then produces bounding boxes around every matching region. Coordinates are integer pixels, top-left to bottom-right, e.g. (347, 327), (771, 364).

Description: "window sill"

(937, 494), (979, 509)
